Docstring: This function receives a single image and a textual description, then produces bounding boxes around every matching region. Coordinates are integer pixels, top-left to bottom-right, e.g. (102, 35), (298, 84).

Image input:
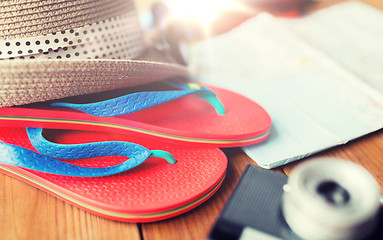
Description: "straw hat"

(0, 0), (188, 107)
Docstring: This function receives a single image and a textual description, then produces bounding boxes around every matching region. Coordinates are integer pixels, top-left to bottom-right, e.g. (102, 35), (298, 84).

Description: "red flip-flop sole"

(0, 127), (227, 222)
(0, 83), (271, 147)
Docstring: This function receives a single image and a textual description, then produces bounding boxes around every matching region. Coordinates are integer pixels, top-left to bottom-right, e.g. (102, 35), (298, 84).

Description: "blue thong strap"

(51, 81), (226, 117)
(0, 128), (176, 177)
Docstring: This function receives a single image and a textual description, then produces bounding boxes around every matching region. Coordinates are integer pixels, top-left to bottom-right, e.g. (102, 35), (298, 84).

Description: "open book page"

(186, 1), (383, 168)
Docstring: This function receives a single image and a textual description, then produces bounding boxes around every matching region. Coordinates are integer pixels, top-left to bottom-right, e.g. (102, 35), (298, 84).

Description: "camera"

(209, 158), (383, 240)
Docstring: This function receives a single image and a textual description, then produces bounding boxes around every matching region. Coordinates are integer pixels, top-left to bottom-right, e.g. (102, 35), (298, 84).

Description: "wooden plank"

(0, 174), (141, 240)
(361, 0), (383, 9)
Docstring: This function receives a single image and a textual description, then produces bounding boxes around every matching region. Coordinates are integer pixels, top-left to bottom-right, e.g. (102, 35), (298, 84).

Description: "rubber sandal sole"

(0, 127), (227, 222)
(0, 82), (271, 147)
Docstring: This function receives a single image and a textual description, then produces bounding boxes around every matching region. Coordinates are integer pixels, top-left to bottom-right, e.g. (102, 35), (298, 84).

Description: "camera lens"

(282, 158), (380, 240)
(317, 180), (350, 207)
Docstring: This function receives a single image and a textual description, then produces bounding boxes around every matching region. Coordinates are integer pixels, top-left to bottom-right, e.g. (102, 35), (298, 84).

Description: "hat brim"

(0, 47), (188, 107)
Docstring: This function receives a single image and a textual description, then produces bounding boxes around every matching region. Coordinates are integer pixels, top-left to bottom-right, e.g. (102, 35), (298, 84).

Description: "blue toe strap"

(27, 128), (151, 161)
(0, 142), (142, 177)
(51, 81), (225, 117)
(0, 128), (176, 177)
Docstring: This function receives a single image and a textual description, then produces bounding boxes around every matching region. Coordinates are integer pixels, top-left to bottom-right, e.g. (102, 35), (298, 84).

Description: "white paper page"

(186, 2), (383, 168)
(279, 1), (383, 92)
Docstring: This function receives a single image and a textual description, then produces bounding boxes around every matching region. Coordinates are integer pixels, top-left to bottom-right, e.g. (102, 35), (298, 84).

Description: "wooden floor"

(1, 0), (383, 239)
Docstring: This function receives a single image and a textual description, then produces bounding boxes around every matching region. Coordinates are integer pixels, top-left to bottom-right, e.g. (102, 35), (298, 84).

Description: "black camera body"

(209, 164), (383, 240)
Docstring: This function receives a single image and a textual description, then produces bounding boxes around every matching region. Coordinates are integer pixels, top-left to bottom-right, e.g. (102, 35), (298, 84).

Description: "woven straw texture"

(0, 0), (188, 107)
(0, 0), (133, 40)
(0, 57), (187, 107)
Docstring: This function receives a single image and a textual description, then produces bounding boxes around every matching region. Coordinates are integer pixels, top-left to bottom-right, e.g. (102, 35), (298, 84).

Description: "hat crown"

(0, 0), (146, 60)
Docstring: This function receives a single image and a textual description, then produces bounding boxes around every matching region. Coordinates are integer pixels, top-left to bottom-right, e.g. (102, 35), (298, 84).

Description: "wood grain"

(0, 174), (141, 240)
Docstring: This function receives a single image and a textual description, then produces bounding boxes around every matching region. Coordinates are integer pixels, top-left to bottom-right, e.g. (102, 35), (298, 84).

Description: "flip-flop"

(0, 127), (227, 222)
(0, 80), (271, 147)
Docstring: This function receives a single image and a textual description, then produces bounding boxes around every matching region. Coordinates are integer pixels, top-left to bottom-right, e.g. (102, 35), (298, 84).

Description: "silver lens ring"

(282, 158), (380, 240)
